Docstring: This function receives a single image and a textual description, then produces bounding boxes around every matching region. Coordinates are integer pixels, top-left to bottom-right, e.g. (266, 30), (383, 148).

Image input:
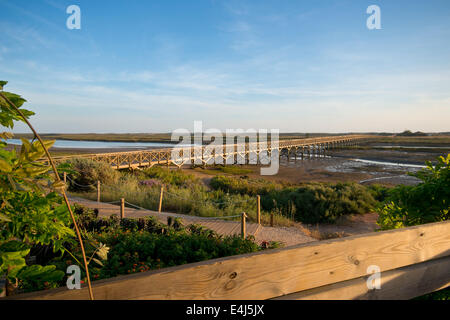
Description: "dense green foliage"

(374, 154), (450, 300)
(377, 154), (449, 230)
(0, 81), (74, 295)
(48, 205), (278, 284)
(210, 176), (377, 223)
(98, 227), (261, 278)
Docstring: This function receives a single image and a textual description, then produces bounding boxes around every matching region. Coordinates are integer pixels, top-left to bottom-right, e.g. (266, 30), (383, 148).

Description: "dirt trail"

(70, 196), (316, 247)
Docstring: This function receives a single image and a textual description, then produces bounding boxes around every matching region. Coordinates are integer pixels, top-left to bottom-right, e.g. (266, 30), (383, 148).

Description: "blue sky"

(1, 0), (449, 133)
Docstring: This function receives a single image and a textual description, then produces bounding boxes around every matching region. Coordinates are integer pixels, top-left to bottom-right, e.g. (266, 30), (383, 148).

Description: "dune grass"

(68, 161), (294, 227)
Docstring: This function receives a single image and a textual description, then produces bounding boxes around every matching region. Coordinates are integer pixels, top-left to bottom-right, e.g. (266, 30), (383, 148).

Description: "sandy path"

(70, 196), (315, 247)
(255, 226), (316, 247)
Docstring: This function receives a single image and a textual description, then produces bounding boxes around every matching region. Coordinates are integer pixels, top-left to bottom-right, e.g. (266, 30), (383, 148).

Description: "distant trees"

(396, 130), (428, 137)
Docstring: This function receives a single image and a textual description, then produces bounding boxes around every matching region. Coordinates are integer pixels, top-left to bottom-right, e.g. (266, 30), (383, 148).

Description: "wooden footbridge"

(49, 134), (373, 169)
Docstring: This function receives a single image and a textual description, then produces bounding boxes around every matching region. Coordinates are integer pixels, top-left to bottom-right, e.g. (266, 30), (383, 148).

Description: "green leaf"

(0, 240), (29, 252)
(17, 264), (65, 282)
(91, 257), (104, 267)
(0, 213), (11, 222)
(1, 92), (27, 108)
(0, 80), (7, 90)
(0, 158), (12, 172)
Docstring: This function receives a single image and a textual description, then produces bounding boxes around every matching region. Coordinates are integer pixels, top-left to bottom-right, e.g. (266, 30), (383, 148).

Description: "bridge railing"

(47, 134), (374, 165)
(10, 219), (450, 300)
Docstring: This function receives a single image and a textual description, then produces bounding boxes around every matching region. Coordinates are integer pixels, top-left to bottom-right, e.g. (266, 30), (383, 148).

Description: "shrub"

(210, 175), (282, 196)
(52, 204), (274, 281)
(97, 230), (261, 278)
(143, 166), (198, 187)
(367, 184), (391, 202)
(377, 154), (450, 230)
(65, 157), (120, 192)
(211, 176), (377, 224)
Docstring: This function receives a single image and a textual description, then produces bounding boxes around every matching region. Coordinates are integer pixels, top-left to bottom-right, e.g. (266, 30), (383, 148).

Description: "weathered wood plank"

(273, 255), (450, 300)
(10, 220), (450, 300)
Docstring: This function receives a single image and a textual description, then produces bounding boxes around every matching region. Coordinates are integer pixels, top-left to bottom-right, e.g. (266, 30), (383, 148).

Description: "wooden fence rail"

(10, 220), (450, 300)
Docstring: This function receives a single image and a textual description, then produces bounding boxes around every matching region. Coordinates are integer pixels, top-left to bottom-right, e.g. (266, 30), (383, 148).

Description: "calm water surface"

(6, 138), (181, 149)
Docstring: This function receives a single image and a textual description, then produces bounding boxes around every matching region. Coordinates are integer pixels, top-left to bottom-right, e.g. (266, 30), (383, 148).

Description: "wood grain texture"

(10, 220), (450, 300)
(273, 255), (450, 300)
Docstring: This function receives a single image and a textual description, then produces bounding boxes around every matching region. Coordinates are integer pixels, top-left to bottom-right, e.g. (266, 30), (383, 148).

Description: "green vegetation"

(374, 154), (450, 300)
(70, 160), (381, 225)
(66, 157), (120, 192)
(377, 154), (449, 230)
(48, 205), (280, 288)
(0, 82), (276, 297)
(69, 160), (293, 226)
(0, 81), (75, 295)
(210, 176), (378, 223)
(194, 165), (253, 176)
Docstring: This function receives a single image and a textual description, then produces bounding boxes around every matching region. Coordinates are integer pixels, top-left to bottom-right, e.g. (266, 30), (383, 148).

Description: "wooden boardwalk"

(70, 196), (260, 237)
(50, 134), (374, 169)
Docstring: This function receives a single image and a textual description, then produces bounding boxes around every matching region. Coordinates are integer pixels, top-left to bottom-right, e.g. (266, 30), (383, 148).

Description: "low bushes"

(46, 205), (280, 286)
(68, 164), (293, 226)
(377, 154), (449, 230)
(267, 183), (377, 224)
(65, 158), (120, 192)
(211, 176), (378, 223)
(68, 161), (379, 225)
(210, 175), (282, 196)
(98, 228), (262, 278)
(143, 166), (199, 187)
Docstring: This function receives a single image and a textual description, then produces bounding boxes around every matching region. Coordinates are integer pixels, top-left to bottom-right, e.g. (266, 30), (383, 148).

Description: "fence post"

(257, 195), (261, 225)
(241, 212), (247, 238)
(158, 186), (164, 213)
(97, 180), (101, 202)
(63, 172), (67, 184)
(270, 212), (274, 227)
(120, 198), (125, 219)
